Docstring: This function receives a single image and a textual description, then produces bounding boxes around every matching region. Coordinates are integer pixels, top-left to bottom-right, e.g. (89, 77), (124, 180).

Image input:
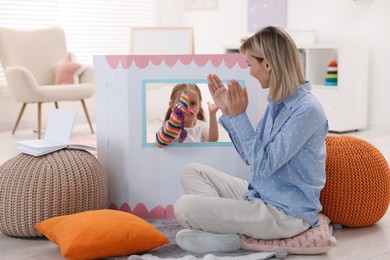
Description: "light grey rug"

(123, 219), (273, 259)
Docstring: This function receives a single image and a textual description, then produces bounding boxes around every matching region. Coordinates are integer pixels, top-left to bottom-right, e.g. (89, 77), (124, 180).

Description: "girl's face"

(170, 88), (201, 125)
(245, 50), (271, 89)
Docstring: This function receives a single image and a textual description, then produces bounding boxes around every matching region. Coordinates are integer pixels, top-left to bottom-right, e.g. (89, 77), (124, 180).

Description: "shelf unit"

(298, 43), (369, 133)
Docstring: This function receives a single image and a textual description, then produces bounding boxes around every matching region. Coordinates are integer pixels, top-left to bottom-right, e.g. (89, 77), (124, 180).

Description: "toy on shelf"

(324, 60), (338, 86)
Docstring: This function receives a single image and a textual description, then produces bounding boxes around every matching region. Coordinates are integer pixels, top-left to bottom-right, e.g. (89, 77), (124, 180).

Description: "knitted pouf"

(321, 135), (390, 227)
(0, 149), (108, 237)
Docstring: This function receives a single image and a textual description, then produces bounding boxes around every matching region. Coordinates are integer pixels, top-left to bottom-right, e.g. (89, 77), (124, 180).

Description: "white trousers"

(174, 163), (310, 240)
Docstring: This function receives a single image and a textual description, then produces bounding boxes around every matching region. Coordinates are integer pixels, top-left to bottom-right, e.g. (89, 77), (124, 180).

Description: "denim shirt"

(220, 82), (328, 227)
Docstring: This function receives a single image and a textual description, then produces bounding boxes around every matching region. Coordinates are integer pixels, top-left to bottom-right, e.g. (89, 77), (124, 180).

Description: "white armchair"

(0, 27), (95, 139)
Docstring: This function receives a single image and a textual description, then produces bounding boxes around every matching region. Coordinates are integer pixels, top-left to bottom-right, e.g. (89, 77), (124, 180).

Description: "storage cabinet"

(298, 44), (369, 133)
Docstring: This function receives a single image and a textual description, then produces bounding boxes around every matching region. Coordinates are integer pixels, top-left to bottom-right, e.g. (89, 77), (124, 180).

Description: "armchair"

(0, 27), (95, 139)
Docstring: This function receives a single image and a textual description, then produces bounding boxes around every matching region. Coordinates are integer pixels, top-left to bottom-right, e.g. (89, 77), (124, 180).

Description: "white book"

(16, 109), (96, 156)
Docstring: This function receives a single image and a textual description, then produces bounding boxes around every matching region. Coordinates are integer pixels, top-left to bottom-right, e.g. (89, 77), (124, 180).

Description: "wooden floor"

(0, 126), (389, 259)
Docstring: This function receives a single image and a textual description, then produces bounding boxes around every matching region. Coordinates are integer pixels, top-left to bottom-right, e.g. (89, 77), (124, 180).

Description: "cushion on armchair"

(54, 52), (85, 84)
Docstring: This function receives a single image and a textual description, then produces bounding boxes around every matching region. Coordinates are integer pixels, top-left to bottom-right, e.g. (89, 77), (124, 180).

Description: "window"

(0, 0), (159, 96)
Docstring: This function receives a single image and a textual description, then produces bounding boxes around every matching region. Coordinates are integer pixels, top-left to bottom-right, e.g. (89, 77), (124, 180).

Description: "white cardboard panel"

(93, 54), (268, 217)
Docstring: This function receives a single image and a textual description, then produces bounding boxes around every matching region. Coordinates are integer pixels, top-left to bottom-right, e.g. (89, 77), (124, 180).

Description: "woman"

(174, 26), (328, 254)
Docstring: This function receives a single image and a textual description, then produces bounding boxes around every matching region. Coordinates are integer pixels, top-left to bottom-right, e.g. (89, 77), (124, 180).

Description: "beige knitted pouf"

(0, 149), (108, 237)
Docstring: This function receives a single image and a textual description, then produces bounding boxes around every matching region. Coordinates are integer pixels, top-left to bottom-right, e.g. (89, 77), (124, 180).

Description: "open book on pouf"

(16, 109), (96, 156)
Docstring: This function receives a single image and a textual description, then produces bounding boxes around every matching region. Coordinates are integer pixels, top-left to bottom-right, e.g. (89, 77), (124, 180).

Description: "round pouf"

(321, 135), (390, 227)
(0, 149), (108, 237)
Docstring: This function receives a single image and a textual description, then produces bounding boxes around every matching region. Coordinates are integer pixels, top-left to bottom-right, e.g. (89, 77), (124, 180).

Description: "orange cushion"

(35, 209), (170, 259)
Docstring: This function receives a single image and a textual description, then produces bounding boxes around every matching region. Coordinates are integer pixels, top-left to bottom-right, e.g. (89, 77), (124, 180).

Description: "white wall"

(161, 0), (390, 128)
(160, 0), (248, 54)
(288, 0), (390, 128)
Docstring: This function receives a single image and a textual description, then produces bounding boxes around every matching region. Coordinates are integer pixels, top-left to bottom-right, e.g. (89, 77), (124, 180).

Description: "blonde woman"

(174, 26), (328, 253)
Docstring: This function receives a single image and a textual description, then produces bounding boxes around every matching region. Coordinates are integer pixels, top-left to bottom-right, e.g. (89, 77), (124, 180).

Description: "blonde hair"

(239, 26), (305, 102)
(164, 83), (206, 121)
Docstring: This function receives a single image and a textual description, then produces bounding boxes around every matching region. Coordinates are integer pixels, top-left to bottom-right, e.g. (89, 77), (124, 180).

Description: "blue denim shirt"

(220, 82), (328, 227)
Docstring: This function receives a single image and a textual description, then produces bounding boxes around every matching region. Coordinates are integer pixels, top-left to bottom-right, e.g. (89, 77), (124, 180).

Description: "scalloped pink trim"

(108, 202), (175, 219)
(104, 54), (248, 70)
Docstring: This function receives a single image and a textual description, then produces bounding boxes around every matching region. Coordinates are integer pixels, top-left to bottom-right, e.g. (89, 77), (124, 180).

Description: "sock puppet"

(156, 90), (194, 147)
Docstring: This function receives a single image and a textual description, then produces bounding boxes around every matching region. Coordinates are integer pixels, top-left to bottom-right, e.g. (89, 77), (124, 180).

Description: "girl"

(155, 83), (219, 147)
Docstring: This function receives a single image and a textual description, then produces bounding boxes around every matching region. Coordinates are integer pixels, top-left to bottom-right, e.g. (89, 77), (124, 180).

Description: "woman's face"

(245, 50), (271, 89)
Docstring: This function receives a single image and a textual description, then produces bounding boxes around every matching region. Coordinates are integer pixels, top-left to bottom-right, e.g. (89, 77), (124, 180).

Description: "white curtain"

(0, 0), (159, 95)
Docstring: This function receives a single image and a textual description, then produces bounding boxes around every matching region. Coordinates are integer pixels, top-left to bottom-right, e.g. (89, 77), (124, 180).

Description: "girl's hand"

(176, 90), (195, 115)
(207, 74), (229, 115)
(207, 102), (219, 115)
(227, 80), (248, 117)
